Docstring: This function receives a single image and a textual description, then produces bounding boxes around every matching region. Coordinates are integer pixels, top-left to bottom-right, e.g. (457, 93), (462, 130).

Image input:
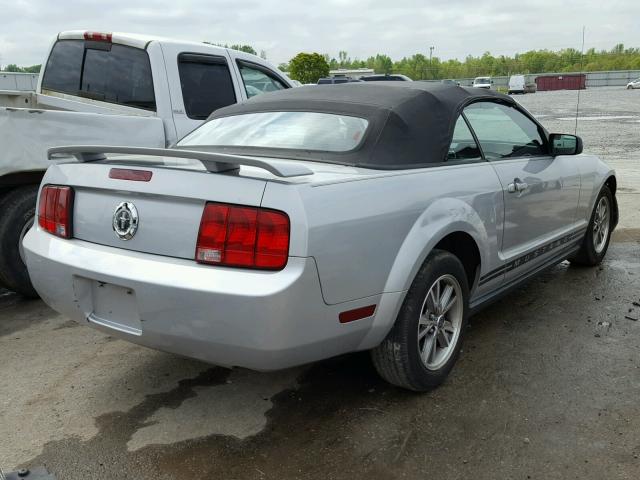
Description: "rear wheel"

(569, 185), (613, 266)
(371, 250), (469, 391)
(0, 186), (39, 297)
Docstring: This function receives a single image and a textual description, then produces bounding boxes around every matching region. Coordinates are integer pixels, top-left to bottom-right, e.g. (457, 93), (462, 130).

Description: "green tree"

(1, 64), (41, 73)
(229, 44), (257, 55)
(204, 42), (258, 56)
(338, 50), (348, 67)
(22, 64), (41, 73)
(371, 54), (393, 74)
(288, 52), (330, 84)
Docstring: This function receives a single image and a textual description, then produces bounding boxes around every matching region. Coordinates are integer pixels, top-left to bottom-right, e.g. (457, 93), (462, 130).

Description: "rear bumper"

(23, 227), (398, 370)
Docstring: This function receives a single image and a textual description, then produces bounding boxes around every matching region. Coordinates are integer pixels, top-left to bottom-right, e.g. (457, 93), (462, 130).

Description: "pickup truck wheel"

(371, 249), (469, 391)
(569, 185), (613, 266)
(0, 186), (39, 298)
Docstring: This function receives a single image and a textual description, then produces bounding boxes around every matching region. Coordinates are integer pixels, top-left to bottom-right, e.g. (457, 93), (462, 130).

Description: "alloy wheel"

(592, 196), (610, 254)
(417, 274), (464, 370)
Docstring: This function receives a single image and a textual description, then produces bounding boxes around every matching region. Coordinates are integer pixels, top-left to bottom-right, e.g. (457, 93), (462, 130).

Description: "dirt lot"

(1, 87), (640, 479)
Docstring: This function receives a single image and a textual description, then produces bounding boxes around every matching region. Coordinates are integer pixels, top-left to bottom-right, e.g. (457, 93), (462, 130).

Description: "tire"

(371, 249), (469, 391)
(0, 186), (39, 298)
(569, 185), (613, 267)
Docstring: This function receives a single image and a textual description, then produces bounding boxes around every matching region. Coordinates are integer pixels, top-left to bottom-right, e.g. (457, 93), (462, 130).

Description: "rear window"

(177, 112), (369, 153)
(178, 53), (237, 120)
(81, 45), (155, 109)
(40, 40), (84, 93)
(42, 40), (155, 111)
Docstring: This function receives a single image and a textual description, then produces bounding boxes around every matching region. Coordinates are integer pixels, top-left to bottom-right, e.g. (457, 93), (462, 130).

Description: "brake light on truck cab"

(83, 31), (112, 42)
(38, 185), (74, 238)
(196, 202), (290, 270)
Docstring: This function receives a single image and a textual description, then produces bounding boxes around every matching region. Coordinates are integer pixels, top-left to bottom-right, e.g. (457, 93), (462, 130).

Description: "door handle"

(507, 178), (528, 193)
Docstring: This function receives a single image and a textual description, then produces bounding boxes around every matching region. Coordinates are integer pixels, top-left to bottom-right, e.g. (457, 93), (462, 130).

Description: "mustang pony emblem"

(112, 202), (139, 240)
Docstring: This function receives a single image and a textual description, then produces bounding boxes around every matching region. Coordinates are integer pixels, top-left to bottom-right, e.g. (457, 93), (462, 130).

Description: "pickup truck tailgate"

(47, 162), (267, 259)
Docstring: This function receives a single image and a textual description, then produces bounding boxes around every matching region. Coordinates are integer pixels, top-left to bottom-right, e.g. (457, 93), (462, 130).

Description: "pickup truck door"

(161, 44), (242, 141)
(464, 101), (581, 283)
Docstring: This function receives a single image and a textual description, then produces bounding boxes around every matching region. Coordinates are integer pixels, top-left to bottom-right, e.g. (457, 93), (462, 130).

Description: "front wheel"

(569, 185), (613, 266)
(371, 250), (469, 391)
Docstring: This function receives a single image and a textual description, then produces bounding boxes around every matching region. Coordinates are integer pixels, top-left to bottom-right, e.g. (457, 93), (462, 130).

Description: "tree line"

(1, 63), (41, 73)
(281, 44), (640, 82)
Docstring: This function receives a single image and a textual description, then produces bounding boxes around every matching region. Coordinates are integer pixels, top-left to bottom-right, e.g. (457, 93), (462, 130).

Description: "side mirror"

(550, 133), (583, 156)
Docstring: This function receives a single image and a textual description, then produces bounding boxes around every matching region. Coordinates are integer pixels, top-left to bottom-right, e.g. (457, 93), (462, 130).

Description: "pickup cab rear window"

(177, 112), (369, 153)
(41, 39), (156, 111)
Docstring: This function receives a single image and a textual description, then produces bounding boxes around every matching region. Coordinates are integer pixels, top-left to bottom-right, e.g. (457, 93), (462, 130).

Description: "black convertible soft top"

(206, 83), (517, 169)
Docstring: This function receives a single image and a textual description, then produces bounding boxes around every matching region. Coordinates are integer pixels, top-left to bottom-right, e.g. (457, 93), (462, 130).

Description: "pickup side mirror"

(550, 133), (583, 156)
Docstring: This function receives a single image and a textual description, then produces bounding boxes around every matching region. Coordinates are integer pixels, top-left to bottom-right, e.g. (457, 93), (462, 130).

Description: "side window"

(81, 44), (155, 110)
(238, 61), (287, 98)
(41, 40), (84, 94)
(447, 116), (482, 161)
(178, 54), (237, 120)
(464, 102), (547, 159)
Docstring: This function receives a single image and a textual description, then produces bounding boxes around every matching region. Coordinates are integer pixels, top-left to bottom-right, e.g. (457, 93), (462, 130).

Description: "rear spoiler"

(47, 145), (313, 178)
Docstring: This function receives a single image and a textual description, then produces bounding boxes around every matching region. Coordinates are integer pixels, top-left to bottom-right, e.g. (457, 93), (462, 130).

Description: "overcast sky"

(0, 0), (638, 67)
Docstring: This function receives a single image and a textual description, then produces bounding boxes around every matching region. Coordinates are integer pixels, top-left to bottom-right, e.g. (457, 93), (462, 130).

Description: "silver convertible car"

(23, 83), (617, 391)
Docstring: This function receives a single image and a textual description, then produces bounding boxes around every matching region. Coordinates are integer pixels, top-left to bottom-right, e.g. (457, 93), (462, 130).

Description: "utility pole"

(429, 46), (434, 79)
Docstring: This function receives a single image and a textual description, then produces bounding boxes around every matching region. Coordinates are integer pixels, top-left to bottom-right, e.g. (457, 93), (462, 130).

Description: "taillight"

(38, 185), (74, 238)
(84, 31), (112, 42)
(196, 202), (289, 270)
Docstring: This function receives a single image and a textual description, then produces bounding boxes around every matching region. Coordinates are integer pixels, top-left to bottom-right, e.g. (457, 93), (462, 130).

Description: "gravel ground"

(1, 86), (639, 479)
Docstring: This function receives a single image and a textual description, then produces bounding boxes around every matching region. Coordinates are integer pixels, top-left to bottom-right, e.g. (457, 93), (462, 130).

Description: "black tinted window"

(41, 40), (84, 94)
(464, 102), (547, 159)
(81, 45), (155, 110)
(178, 54), (236, 120)
(447, 117), (482, 161)
(317, 79), (332, 84)
(42, 40), (155, 111)
(361, 76), (404, 82)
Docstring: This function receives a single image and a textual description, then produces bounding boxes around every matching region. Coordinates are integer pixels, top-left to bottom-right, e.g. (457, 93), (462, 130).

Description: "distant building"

(329, 68), (375, 79)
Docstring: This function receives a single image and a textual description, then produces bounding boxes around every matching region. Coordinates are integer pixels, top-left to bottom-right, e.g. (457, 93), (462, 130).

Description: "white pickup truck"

(0, 30), (293, 296)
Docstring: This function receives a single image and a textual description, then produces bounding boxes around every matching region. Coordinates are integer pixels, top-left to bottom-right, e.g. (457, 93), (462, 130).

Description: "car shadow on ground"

(0, 288), (49, 337)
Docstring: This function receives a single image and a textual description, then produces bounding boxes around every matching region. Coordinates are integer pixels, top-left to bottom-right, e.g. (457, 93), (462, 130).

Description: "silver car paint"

(23, 149), (615, 370)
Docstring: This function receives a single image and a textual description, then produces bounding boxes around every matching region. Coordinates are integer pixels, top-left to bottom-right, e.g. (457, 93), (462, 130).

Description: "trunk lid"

(53, 159), (267, 260)
(46, 150), (388, 261)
